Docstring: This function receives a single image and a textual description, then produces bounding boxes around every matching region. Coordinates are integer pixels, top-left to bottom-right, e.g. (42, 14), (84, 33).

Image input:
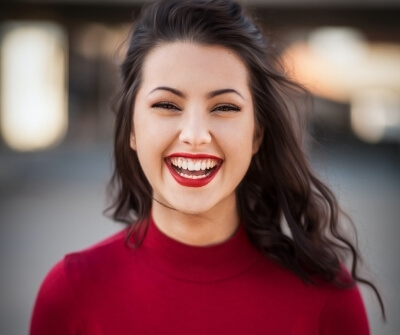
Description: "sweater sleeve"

(30, 259), (79, 335)
(318, 285), (370, 335)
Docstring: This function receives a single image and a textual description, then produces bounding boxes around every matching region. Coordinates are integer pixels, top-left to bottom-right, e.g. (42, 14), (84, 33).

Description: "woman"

(31, 0), (384, 334)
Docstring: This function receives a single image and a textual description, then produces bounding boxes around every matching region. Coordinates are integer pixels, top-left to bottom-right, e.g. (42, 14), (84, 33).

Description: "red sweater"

(31, 219), (369, 334)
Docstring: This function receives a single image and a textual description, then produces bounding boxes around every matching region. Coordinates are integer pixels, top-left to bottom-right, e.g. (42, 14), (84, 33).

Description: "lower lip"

(165, 160), (222, 187)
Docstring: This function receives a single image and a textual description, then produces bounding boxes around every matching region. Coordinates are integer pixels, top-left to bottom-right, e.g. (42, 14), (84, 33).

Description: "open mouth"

(166, 157), (222, 179)
(165, 155), (223, 187)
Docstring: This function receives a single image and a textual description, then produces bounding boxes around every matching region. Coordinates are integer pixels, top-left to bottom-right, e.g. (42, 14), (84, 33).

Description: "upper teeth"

(169, 157), (219, 171)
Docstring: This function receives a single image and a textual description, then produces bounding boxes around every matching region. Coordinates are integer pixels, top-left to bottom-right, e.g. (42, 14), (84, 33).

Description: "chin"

(171, 203), (215, 217)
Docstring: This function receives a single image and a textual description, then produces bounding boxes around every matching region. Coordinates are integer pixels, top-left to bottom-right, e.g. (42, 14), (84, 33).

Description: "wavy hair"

(108, 0), (384, 316)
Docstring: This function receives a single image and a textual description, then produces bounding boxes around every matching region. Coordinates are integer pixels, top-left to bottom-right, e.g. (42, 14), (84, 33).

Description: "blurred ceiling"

(2, 0), (400, 6)
(1, 0), (399, 45)
(1, 1), (399, 30)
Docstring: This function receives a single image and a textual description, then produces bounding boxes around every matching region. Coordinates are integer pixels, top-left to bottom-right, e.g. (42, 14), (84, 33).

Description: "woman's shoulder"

(63, 228), (133, 281)
(301, 267), (369, 334)
(317, 280), (369, 334)
(30, 228), (132, 333)
(38, 228), (130, 294)
(254, 257), (369, 332)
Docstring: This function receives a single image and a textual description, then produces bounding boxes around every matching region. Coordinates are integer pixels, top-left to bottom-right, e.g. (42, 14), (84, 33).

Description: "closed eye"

(212, 104), (241, 113)
(152, 102), (181, 111)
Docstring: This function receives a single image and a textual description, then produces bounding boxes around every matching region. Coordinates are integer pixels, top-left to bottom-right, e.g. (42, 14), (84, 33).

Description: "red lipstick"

(165, 153), (223, 188)
(167, 152), (221, 160)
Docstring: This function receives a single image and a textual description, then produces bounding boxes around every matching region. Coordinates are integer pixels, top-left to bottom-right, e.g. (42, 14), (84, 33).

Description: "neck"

(151, 198), (240, 246)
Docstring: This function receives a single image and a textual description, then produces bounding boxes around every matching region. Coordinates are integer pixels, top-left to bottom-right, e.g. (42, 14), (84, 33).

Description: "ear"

(130, 131), (137, 151)
(252, 127), (264, 155)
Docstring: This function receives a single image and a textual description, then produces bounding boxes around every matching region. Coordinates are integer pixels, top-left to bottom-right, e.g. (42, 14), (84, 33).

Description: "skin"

(131, 42), (263, 246)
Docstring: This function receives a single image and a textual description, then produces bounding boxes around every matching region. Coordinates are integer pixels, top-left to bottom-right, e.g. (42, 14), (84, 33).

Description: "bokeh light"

(0, 22), (68, 151)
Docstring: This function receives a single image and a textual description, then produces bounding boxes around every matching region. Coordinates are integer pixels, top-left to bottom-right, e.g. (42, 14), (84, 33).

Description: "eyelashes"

(151, 102), (181, 111)
(212, 104), (241, 113)
(151, 102), (241, 113)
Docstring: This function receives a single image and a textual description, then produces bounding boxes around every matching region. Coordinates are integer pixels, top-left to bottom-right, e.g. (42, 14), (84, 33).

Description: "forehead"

(140, 42), (250, 91)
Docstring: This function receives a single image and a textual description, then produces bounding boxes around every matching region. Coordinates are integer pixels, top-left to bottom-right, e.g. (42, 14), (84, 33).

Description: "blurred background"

(0, 0), (399, 334)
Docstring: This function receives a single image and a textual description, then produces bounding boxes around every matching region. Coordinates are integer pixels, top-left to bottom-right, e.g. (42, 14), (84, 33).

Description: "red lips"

(167, 152), (222, 160)
(165, 153), (223, 188)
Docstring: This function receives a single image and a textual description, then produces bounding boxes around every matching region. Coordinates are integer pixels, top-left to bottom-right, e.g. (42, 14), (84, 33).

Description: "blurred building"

(1, 0), (400, 149)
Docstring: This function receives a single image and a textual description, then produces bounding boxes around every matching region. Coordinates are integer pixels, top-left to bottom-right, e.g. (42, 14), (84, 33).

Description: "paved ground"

(0, 138), (398, 334)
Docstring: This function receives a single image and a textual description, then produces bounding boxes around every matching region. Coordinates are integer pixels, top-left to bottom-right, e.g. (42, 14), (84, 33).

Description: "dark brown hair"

(108, 0), (384, 316)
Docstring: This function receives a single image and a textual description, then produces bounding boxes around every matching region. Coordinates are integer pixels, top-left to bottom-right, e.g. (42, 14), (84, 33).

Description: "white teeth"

(169, 157), (219, 171)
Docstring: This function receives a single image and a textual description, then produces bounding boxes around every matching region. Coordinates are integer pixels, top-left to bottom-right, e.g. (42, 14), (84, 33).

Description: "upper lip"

(166, 152), (222, 160)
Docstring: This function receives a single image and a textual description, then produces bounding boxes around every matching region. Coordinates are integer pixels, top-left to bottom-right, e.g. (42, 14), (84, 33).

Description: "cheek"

(133, 108), (156, 147)
(132, 110), (154, 171)
(220, 116), (255, 144)
(214, 118), (256, 163)
(133, 111), (178, 163)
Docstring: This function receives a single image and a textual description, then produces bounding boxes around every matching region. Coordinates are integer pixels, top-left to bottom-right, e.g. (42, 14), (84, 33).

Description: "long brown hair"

(108, 0), (384, 317)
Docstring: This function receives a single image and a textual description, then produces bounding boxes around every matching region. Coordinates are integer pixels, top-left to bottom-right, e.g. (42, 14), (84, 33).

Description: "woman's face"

(131, 42), (262, 218)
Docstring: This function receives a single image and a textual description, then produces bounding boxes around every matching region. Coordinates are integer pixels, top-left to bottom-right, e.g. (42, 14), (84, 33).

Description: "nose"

(178, 107), (212, 147)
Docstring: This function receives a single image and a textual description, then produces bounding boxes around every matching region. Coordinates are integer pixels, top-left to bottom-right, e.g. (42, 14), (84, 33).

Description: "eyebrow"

(149, 86), (185, 98)
(207, 88), (244, 99)
(148, 86), (244, 100)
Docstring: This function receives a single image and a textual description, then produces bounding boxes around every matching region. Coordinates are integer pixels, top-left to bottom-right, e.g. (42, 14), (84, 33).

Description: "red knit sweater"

(31, 219), (369, 334)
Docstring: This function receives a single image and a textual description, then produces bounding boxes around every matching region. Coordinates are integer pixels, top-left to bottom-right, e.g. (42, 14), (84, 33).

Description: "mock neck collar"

(139, 217), (262, 282)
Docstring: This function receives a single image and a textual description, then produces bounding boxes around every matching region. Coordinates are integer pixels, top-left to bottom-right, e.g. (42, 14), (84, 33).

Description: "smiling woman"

(30, 0), (384, 334)
(130, 42), (261, 243)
